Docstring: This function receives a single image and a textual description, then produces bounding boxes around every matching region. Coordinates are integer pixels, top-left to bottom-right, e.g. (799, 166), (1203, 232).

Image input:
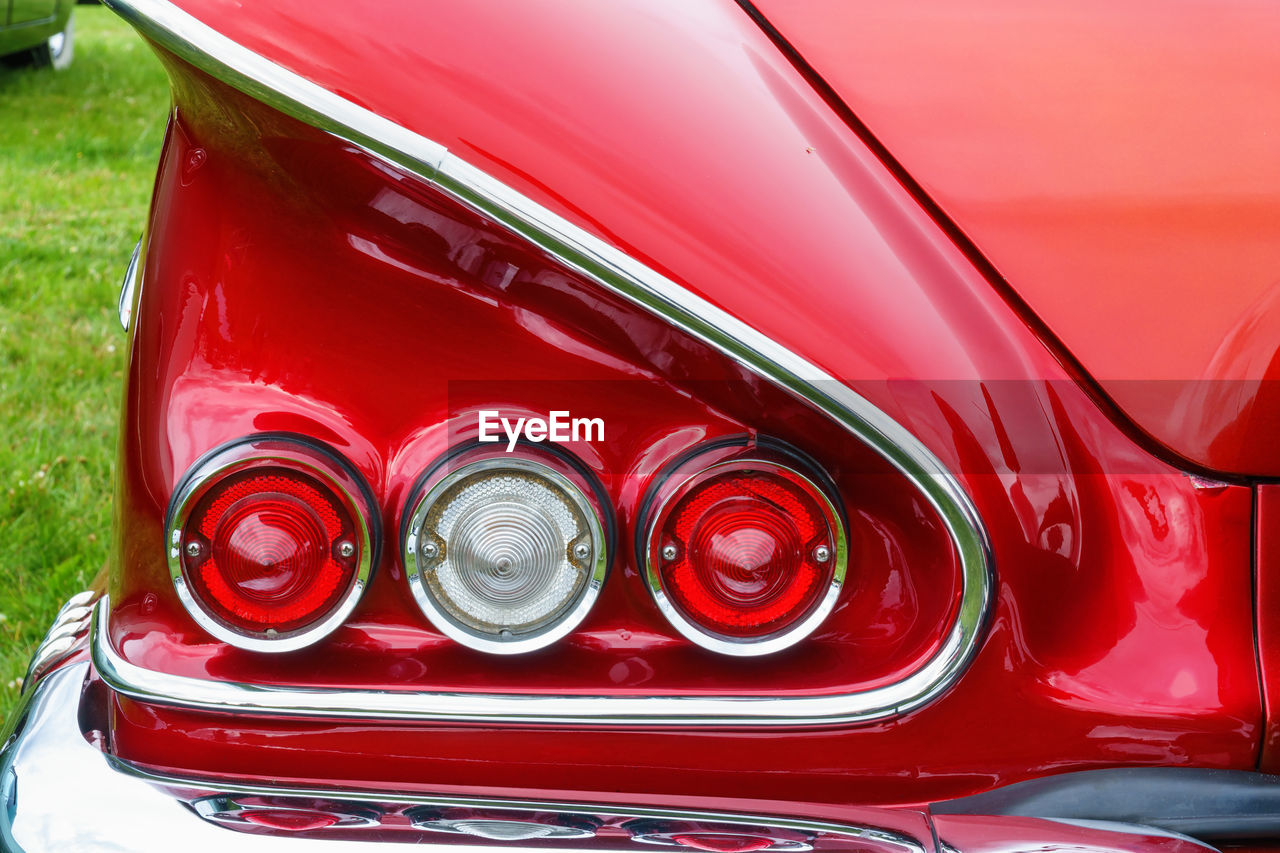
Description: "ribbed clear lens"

(428, 471), (586, 630)
(408, 459), (605, 651)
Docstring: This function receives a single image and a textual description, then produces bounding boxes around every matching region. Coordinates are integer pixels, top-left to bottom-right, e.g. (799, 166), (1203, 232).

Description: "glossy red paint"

(749, 0), (1280, 477)
(102, 0), (1263, 802)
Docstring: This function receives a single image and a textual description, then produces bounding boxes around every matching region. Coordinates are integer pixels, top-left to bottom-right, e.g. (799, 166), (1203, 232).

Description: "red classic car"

(4, 0), (1279, 849)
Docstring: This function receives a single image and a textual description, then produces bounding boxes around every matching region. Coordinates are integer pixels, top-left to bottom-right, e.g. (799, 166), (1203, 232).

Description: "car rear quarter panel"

(104, 0), (1263, 808)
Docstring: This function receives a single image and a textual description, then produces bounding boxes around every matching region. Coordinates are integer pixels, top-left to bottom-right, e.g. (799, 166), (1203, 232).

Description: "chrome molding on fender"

(0, 663), (1230, 850)
(117, 238), (142, 331)
(98, 591), (955, 725)
(23, 590), (96, 692)
(98, 0), (994, 726)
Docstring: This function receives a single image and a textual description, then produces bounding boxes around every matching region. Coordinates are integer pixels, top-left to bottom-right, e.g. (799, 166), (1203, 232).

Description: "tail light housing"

(166, 434), (378, 652)
(105, 46), (993, 733)
(402, 447), (611, 654)
(640, 440), (847, 656)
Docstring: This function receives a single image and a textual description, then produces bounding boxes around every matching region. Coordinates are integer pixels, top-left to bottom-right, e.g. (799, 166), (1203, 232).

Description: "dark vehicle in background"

(0, 0), (72, 69)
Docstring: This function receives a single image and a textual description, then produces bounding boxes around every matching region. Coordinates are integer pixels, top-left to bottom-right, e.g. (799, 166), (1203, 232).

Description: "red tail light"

(642, 444), (846, 656)
(167, 435), (377, 651)
(240, 810), (341, 831)
(187, 470), (352, 629)
(671, 836), (778, 853)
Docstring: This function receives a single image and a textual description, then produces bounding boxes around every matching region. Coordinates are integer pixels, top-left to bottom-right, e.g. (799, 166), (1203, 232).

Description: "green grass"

(0, 6), (167, 721)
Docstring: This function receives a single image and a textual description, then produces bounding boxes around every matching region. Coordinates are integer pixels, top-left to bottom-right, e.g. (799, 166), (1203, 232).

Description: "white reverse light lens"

(404, 457), (608, 653)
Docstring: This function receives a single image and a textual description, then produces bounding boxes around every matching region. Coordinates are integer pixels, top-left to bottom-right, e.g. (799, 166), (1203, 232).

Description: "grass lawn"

(0, 5), (167, 721)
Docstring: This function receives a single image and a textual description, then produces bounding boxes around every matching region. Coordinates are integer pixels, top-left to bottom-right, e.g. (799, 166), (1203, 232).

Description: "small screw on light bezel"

(165, 434), (378, 654)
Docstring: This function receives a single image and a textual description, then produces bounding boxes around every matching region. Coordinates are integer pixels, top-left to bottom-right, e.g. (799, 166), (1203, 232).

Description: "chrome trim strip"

(103, 0), (446, 180)
(99, 0), (994, 725)
(6, 663), (1213, 852)
(23, 589), (96, 692)
(117, 237), (142, 331)
(97, 577), (956, 725)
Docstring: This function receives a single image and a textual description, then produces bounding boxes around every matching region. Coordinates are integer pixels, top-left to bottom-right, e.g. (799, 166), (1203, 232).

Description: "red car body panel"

(99, 0), (1265, 809)
(750, 0), (1280, 477)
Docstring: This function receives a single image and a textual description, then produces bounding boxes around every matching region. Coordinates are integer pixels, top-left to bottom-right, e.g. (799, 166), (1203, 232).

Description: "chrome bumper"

(1, 662), (330, 852)
(1, 662), (936, 852)
(0, 657), (1220, 852)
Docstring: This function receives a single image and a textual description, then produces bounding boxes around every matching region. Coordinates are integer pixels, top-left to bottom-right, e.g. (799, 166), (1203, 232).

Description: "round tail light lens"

(167, 436), (377, 652)
(403, 454), (609, 654)
(644, 455), (846, 656)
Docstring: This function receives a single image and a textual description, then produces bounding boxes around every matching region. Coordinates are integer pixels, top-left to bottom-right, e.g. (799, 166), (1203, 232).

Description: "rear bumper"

(0, 654), (1228, 851)
(1, 662), (317, 851)
(2, 662), (943, 851)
